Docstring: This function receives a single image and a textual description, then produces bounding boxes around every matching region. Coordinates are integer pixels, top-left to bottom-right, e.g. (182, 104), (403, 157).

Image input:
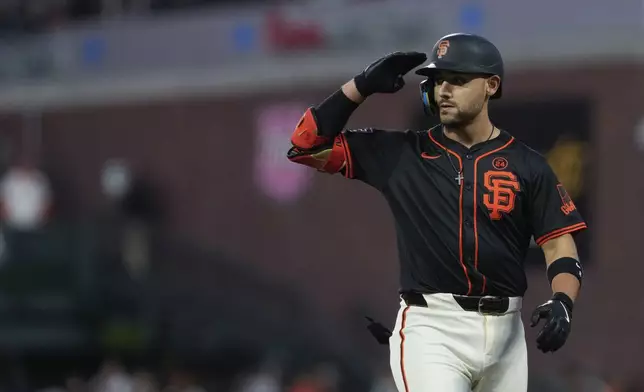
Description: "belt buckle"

(478, 296), (505, 315)
(477, 297), (486, 315)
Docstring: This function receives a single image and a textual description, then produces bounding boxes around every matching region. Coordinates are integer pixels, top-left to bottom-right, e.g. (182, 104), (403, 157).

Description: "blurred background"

(0, 0), (640, 391)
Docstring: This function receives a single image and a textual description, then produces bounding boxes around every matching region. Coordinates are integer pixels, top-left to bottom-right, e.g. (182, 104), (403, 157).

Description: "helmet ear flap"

(419, 79), (437, 116)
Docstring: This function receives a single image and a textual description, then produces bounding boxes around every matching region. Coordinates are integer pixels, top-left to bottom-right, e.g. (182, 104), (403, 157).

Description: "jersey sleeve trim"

(535, 222), (588, 246)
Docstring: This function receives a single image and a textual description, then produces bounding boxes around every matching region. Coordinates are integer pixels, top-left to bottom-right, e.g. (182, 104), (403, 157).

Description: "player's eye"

(434, 76), (468, 86)
(450, 77), (468, 85)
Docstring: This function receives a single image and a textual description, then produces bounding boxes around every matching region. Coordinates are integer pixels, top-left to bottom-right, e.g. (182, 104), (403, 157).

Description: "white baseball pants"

(389, 293), (527, 392)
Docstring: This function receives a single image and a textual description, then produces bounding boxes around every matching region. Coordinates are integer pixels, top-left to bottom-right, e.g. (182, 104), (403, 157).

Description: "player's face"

(433, 71), (500, 126)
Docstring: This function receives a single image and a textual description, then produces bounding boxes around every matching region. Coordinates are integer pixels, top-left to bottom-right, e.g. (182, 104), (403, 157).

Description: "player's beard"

(439, 98), (485, 127)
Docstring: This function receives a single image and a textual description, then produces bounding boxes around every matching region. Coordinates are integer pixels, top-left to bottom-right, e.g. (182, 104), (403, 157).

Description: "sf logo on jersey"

(483, 171), (520, 220)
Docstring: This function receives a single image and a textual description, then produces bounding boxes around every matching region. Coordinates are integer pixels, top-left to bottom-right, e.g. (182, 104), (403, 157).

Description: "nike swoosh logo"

(560, 302), (570, 323)
(421, 152), (441, 159)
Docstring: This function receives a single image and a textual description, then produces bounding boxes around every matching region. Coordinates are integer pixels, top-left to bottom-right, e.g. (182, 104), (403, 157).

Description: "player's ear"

(486, 76), (500, 97)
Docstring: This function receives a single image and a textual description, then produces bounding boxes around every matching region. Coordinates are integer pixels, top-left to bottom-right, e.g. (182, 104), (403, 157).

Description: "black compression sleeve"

(314, 89), (360, 139)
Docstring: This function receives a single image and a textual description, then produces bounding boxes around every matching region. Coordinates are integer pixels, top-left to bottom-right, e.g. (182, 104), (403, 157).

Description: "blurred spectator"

(90, 359), (135, 392)
(234, 355), (283, 392)
(0, 162), (52, 232)
(100, 158), (161, 280)
(101, 158), (133, 204)
(132, 369), (160, 392)
(0, 157), (53, 264)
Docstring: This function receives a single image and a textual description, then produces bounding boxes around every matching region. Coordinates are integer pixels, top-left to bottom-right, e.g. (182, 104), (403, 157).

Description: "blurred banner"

(254, 103), (314, 204)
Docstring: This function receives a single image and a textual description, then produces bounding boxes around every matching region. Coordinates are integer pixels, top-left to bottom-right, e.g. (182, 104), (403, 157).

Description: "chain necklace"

(443, 125), (496, 185)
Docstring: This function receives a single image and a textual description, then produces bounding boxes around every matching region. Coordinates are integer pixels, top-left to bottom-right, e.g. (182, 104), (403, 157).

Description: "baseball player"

(286, 33), (587, 391)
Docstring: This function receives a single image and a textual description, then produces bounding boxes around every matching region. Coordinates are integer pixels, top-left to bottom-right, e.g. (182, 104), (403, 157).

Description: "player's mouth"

(439, 103), (456, 113)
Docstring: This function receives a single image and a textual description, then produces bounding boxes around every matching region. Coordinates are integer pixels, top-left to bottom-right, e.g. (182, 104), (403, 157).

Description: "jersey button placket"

(462, 152), (477, 293)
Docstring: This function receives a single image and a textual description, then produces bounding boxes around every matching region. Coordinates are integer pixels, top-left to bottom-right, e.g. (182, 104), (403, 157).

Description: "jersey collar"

(429, 125), (512, 155)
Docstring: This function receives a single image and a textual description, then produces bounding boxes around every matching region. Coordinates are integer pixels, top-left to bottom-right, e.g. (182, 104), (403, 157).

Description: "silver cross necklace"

(443, 125), (496, 185)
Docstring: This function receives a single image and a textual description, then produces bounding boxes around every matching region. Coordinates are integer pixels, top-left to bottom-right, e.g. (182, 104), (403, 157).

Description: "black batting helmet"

(416, 33), (504, 116)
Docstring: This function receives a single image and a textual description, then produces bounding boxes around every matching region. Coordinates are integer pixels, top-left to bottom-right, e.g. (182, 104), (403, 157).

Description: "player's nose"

(438, 82), (453, 98)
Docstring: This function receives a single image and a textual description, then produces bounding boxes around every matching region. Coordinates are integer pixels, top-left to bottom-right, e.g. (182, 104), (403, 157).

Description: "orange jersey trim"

(473, 137), (515, 294)
(429, 132), (471, 295)
(535, 222), (587, 246)
(399, 306), (410, 392)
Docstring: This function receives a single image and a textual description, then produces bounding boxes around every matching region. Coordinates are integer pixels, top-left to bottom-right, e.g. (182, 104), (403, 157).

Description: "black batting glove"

(354, 51), (427, 98)
(530, 292), (573, 353)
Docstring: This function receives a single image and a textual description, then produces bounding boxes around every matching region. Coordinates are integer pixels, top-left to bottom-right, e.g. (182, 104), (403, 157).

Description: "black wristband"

(552, 292), (574, 313)
(314, 89), (360, 139)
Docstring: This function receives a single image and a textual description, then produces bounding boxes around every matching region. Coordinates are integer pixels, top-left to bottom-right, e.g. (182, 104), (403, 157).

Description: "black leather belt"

(401, 291), (509, 315)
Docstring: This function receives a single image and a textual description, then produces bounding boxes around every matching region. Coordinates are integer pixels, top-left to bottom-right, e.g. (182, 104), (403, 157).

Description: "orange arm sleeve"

(287, 108), (352, 176)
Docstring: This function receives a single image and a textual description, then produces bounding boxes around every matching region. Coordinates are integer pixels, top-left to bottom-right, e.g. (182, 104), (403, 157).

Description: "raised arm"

(286, 51), (427, 176)
(286, 80), (364, 174)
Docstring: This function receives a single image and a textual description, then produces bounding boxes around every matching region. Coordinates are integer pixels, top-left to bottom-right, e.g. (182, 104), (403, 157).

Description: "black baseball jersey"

(340, 125), (587, 297)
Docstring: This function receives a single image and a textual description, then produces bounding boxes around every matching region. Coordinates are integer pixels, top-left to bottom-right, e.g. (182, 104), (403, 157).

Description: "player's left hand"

(530, 295), (572, 353)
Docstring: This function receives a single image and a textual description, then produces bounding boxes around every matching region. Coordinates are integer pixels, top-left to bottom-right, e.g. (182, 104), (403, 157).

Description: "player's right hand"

(354, 51), (427, 98)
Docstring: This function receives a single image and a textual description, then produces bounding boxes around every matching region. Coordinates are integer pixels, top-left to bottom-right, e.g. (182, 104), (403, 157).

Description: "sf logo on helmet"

(437, 40), (450, 58)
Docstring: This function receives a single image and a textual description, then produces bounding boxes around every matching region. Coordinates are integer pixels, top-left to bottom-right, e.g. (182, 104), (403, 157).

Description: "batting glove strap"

(551, 292), (574, 313)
